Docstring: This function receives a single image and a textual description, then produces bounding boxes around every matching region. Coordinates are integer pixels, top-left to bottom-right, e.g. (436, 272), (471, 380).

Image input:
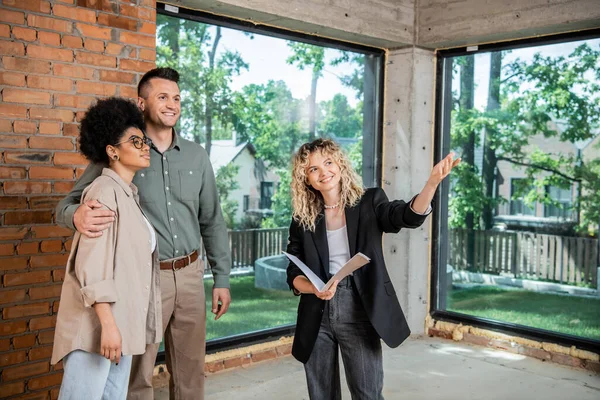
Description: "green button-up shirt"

(56, 132), (231, 288)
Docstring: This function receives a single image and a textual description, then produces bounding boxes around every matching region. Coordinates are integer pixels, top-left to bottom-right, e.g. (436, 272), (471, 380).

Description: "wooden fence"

(449, 229), (599, 286)
(202, 228), (288, 270)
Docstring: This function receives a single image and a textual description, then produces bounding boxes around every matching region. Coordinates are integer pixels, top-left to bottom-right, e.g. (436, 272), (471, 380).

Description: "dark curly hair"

(79, 97), (146, 164)
(138, 67), (179, 98)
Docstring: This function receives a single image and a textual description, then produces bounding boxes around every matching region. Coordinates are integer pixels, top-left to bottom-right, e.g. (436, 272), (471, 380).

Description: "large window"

(434, 34), (600, 347)
(156, 4), (383, 344)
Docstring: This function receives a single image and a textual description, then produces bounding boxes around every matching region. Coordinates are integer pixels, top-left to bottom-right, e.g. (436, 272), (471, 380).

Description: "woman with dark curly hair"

(286, 138), (459, 399)
(52, 97), (162, 400)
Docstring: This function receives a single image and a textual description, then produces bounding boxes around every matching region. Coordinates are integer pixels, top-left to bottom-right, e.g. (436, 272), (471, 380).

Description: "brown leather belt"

(160, 250), (199, 271)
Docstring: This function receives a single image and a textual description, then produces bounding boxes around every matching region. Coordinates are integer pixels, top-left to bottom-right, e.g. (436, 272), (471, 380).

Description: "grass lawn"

(448, 286), (600, 340)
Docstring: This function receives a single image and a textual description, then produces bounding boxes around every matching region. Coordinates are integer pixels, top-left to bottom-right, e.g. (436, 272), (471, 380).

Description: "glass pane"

(437, 38), (600, 341)
(155, 13), (381, 342)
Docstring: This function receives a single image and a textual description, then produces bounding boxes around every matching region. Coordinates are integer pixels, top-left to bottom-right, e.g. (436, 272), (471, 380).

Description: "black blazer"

(286, 187), (431, 364)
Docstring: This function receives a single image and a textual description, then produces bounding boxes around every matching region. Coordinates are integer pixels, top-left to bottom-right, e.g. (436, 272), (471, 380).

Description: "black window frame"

(155, 1), (386, 358)
(431, 28), (600, 354)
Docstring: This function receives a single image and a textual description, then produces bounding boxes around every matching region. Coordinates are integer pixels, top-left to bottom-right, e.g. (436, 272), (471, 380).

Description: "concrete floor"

(155, 336), (600, 399)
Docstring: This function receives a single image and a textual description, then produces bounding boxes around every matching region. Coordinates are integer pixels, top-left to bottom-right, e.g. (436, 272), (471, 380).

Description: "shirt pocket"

(178, 169), (202, 202)
(135, 170), (162, 203)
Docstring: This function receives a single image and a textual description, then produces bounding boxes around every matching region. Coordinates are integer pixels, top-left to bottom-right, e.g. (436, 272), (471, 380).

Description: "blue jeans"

(59, 350), (132, 400)
(304, 277), (384, 400)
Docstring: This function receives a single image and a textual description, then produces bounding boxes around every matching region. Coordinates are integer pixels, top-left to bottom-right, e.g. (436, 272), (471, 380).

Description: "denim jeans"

(58, 350), (132, 400)
(304, 277), (384, 400)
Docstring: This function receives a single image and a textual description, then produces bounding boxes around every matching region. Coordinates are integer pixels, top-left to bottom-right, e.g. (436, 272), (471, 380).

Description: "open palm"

(429, 153), (461, 185)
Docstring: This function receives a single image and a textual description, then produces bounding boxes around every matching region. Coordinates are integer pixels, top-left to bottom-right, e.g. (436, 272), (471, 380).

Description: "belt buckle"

(171, 258), (178, 271)
(172, 253), (192, 271)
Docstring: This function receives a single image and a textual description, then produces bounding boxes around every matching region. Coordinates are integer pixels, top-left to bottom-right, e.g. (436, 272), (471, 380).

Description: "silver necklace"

(324, 202), (340, 209)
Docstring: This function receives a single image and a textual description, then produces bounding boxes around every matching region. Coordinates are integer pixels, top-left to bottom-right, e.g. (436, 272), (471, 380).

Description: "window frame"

(156, 1), (386, 356)
(431, 28), (600, 354)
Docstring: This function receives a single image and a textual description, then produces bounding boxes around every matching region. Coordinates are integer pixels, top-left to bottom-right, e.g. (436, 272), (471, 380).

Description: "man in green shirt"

(56, 67), (231, 400)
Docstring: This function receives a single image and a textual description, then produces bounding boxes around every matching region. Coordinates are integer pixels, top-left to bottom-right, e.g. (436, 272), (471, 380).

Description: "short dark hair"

(79, 97), (146, 164)
(138, 67), (180, 98)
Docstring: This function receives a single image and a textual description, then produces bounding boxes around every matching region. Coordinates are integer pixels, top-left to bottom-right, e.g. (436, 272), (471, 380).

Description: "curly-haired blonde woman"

(286, 138), (459, 400)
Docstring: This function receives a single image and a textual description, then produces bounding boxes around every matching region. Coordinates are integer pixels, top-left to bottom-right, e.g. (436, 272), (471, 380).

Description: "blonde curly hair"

(291, 139), (364, 231)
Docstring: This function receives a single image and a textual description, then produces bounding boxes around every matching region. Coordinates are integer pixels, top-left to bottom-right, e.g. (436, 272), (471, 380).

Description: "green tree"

(319, 94), (361, 138)
(215, 164), (240, 229)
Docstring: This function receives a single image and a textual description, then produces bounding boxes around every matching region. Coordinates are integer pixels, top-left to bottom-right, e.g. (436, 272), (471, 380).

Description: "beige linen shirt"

(52, 168), (162, 364)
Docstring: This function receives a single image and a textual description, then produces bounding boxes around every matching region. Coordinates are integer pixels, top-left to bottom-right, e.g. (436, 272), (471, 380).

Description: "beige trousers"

(128, 258), (206, 400)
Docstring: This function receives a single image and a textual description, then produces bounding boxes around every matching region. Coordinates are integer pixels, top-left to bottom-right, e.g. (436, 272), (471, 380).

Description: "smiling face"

(107, 127), (151, 171)
(138, 77), (181, 129)
(305, 150), (342, 195)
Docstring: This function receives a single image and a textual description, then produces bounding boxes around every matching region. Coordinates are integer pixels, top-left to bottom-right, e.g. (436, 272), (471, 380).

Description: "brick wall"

(0, 1), (156, 398)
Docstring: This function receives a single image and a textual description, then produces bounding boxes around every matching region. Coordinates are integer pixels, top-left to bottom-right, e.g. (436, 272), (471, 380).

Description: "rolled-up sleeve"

(74, 185), (119, 308)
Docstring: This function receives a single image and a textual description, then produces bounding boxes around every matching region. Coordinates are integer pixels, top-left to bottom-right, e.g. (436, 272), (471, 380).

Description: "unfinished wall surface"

(418, 0), (600, 48)
(0, 1), (156, 398)
(381, 47), (436, 333)
(174, 0), (415, 48)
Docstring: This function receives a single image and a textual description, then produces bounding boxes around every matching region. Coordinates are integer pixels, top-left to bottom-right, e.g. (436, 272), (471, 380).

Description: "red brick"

(53, 63), (94, 79)
(98, 13), (137, 31)
(28, 45), (73, 62)
(29, 284), (63, 300)
(54, 181), (75, 193)
(0, 195), (28, 209)
(119, 31), (154, 48)
(551, 352), (583, 368)
(518, 345), (551, 361)
(0, 71), (26, 86)
(29, 345), (53, 361)
(99, 70), (135, 84)
(40, 240), (63, 253)
(0, 351), (27, 367)
(29, 166), (74, 179)
(19, 391), (51, 400)
(251, 349), (278, 363)
(3, 57), (51, 74)
(30, 196), (61, 210)
(5, 151), (52, 164)
(3, 302), (50, 319)
(0, 338), (10, 351)
(51, 387), (59, 400)
(14, 120), (37, 133)
(53, 4), (96, 24)
(39, 122), (61, 135)
(0, 167), (27, 179)
(4, 181), (52, 194)
(223, 357), (244, 369)
(4, 211), (53, 225)
(12, 27), (36, 42)
(30, 108), (74, 123)
(119, 85), (137, 98)
(0, 227), (27, 240)
(27, 75), (73, 92)
(52, 268), (65, 282)
(120, 58), (154, 72)
(0, 24), (9, 38)
(0, 381), (25, 398)
(31, 226), (73, 239)
(0, 39), (25, 56)
(204, 360), (224, 373)
(0, 257), (28, 271)
(427, 328), (453, 340)
(13, 334), (36, 349)
(75, 51), (116, 67)
(64, 239), (73, 251)
(0, 10), (25, 25)
(139, 22), (156, 35)
(0, 134), (27, 148)
(138, 48), (156, 61)
(105, 42), (126, 56)
(4, 271), (51, 287)
(29, 137), (74, 150)
(17, 241), (40, 255)
(0, 289), (26, 304)
(54, 152), (88, 165)
(76, 23), (111, 39)
(61, 35), (83, 49)
(1, 361), (49, 381)
(28, 15), (72, 33)
(76, 81), (116, 96)
(4, 0), (51, 13)
(0, 103), (27, 118)
(28, 372), (63, 390)
(31, 254), (69, 268)
(84, 38), (105, 52)
(38, 330), (55, 344)
(29, 316), (56, 331)
(583, 359), (600, 374)
(275, 344), (292, 356)
(52, 301), (60, 313)
(38, 31), (61, 46)
(0, 320), (27, 336)
(77, 0), (115, 12)
(3, 88), (50, 105)
(0, 118), (12, 131)
(0, 243), (15, 256)
(62, 123), (79, 137)
(54, 94), (96, 109)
